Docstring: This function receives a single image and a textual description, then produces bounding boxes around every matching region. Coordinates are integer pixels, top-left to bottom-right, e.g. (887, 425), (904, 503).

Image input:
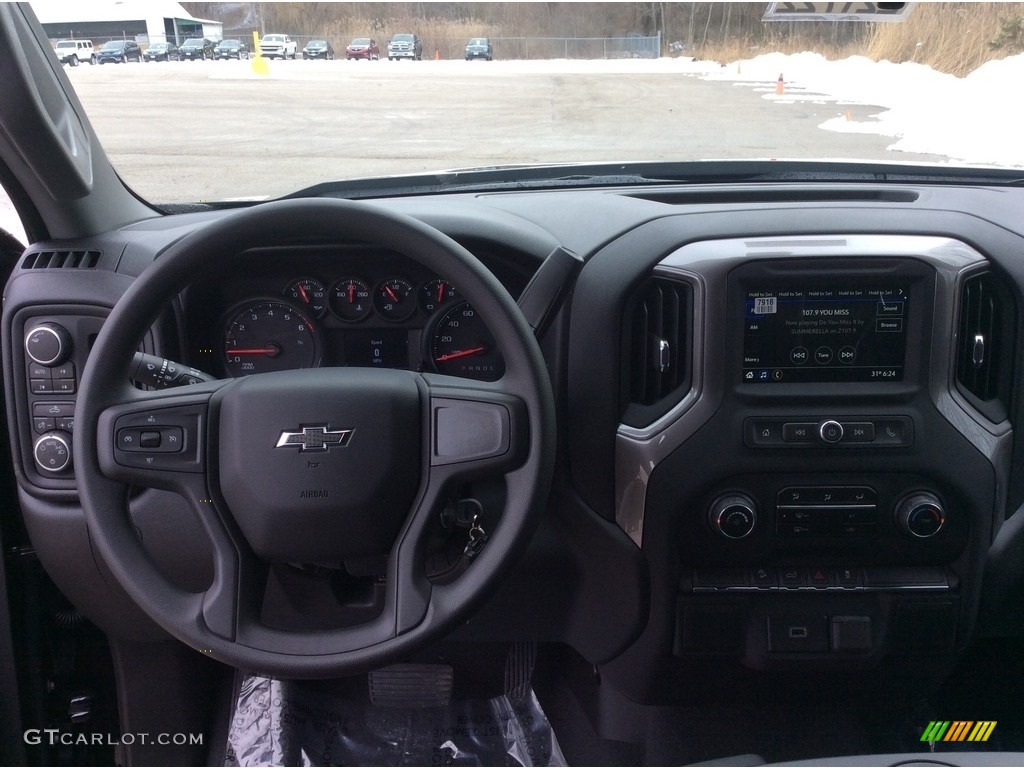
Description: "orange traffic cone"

(775, 73), (784, 95)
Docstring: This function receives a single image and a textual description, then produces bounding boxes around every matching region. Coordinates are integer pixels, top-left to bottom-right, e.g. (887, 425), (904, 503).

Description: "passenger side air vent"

(621, 277), (692, 428)
(21, 250), (101, 270)
(955, 272), (1014, 423)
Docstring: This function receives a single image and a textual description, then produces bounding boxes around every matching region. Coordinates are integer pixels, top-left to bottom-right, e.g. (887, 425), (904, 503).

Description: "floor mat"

(225, 675), (566, 766)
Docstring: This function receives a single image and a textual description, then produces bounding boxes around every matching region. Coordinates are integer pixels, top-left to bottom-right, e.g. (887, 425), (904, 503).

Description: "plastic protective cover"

(225, 675), (567, 767)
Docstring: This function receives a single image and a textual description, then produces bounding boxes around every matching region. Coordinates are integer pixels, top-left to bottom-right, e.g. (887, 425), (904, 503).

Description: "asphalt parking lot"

(56, 57), (945, 204)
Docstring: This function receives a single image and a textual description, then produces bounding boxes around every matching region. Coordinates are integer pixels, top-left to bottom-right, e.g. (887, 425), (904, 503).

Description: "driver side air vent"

(621, 277), (692, 428)
(955, 272), (1014, 423)
(21, 249), (101, 270)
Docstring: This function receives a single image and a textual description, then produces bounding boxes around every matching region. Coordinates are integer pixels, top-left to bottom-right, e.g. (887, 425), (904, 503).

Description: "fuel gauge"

(374, 278), (417, 321)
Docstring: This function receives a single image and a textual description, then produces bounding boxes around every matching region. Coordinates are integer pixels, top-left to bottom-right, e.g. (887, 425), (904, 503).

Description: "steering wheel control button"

(25, 323), (72, 366)
(34, 433), (72, 473)
(111, 408), (201, 471)
(896, 493), (946, 538)
(818, 420), (844, 444)
(709, 494), (758, 539)
(117, 426), (182, 453)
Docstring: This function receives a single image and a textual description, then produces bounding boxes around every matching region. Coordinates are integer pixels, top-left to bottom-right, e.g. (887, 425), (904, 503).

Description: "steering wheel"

(74, 199), (555, 677)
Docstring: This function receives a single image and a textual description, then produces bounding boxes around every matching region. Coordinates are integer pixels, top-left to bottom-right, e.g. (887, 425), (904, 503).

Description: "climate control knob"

(33, 432), (72, 473)
(896, 493), (945, 538)
(25, 322), (72, 366)
(709, 494), (758, 539)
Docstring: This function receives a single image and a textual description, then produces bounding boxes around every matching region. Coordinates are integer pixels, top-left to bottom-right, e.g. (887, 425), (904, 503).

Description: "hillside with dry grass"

(184, 2), (1024, 77)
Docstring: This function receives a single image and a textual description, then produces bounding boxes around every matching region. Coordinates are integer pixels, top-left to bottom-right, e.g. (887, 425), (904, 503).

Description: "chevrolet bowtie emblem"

(275, 426), (353, 452)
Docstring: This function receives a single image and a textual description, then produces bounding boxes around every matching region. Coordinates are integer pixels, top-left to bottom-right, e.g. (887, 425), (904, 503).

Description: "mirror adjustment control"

(896, 492), (946, 538)
(709, 494), (758, 539)
(25, 323), (72, 367)
(33, 431), (72, 473)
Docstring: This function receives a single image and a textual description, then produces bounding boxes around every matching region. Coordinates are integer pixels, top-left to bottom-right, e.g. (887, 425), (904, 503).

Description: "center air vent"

(621, 277), (692, 428)
(955, 271), (1014, 423)
(21, 250), (100, 270)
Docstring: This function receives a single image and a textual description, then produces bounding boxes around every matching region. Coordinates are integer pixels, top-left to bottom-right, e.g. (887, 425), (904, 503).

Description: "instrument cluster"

(184, 246), (520, 382)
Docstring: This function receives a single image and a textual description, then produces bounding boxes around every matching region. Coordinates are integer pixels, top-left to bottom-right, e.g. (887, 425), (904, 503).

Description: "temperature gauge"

(329, 277), (372, 322)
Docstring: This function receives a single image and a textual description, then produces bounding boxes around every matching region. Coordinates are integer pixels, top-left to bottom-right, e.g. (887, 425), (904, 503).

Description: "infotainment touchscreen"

(741, 286), (908, 383)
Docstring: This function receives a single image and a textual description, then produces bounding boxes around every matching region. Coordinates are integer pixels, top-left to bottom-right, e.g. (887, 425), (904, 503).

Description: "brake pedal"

(368, 663), (454, 708)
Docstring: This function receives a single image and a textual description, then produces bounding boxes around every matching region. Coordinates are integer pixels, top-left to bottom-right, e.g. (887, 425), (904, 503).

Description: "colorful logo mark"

(921, 721), (997, 743)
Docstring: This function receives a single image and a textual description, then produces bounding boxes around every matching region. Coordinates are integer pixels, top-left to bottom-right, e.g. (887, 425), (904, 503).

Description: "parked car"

(465, 37), (493, 61)
(302, 39), (334, 60)
(387, 33), (422, 60)
(178, 37), (215, 61)
(142, 41), (178, 62)
(53, 39), (94, 66)
(94, 39), (141, 64)
(260, 33), (296, 59)
(213, 39), (248, 60)
(345, 37), (379, 60)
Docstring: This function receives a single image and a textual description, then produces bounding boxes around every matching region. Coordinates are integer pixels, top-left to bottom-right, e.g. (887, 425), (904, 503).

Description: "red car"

(345, 37), (379, 60)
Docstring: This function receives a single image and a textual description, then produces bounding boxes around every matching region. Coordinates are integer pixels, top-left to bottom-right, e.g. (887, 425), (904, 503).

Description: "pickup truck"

(259, 33), (296, 59)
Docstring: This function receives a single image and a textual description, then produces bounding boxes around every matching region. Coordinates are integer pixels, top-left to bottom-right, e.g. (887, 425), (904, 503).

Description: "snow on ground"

(697, 50), (1024, 168)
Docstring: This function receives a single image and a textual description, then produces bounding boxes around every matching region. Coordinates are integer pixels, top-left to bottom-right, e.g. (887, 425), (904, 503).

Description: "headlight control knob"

(33, 432), (72, 473)
(709, 494), (758, 539)
(25, 322), (72, 366)
(896, 492), (945, 538)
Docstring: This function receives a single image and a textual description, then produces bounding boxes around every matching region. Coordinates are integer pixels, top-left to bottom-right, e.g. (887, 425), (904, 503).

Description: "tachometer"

(222, 299), (322, 377)
(429, 301), (504, 381)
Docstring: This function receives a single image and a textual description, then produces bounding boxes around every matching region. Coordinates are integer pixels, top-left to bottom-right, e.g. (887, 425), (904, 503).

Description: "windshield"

(44, 1), (1024, 204)
(99, 41), (123, 50)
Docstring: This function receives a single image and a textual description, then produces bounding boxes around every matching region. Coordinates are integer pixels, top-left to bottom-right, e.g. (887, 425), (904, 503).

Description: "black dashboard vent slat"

(955, 272), (1014, 422)
(622, 277), (692, 427)
(21, 249), (101, 270)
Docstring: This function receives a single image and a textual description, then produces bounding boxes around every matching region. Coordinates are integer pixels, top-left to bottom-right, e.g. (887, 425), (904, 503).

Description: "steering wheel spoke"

(95, 381), (222, 491)
(423, 374), (530, 484)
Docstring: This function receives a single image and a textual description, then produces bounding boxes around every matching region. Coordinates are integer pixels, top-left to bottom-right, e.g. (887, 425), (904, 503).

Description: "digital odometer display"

(741, 286), (908, 384)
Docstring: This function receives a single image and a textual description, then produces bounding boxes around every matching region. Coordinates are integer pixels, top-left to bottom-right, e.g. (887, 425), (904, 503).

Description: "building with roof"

(34, 1), (223, 46)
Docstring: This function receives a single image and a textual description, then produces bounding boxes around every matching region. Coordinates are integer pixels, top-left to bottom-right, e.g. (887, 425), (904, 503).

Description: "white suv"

(259, 34), (296, 60)
(54, 39), (94, 66)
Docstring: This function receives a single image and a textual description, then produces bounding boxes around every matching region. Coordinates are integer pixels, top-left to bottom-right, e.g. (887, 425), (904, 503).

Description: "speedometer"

(222, 299), (322, 377)
(429, 301), (504, 381)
